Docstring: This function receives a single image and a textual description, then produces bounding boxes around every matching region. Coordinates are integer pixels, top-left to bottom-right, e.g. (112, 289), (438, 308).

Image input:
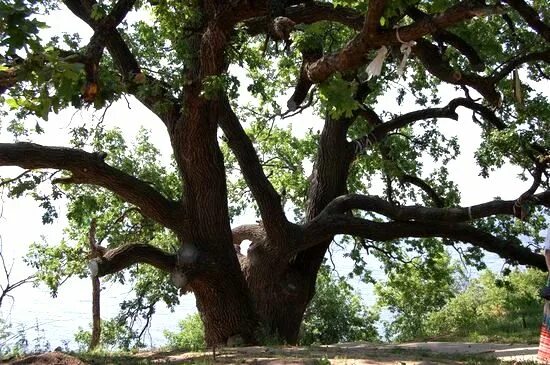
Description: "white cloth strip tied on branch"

(365, 26), (416, 79)
(366, 45), (388, 80)
(395, 26), (416, 77)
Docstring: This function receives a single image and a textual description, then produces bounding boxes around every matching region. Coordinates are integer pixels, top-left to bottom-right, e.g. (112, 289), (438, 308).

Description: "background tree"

(0, 0), (549, 346)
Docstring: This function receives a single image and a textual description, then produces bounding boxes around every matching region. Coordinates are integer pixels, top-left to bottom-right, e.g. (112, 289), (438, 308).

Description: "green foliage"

(1, 0), (549, 351)
(300, 266), (379, 345)
(25, 240), (87, 297)
(0, 0), (48, 56)
(318, 73), (360, 119)
(163, 313), (206, 351)
(425, 269), (545, 343)
(376, 249), (546, 344)
(74, 318), (142, 351)
(375, 251), (456, 341)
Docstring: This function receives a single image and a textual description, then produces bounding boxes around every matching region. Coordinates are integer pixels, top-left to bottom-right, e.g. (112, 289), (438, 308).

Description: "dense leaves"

(301, 266), (379, 345)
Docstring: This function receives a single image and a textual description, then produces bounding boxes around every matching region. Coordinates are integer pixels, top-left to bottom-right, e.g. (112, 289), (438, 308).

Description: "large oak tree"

(0, 0), (549, 345)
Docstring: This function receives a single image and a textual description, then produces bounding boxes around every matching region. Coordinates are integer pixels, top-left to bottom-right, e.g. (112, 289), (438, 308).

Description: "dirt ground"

(3, 342), (541, 364)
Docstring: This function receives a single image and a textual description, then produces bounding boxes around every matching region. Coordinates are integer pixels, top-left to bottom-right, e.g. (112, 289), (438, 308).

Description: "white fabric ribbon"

(366, 46), (388, 80)
(395, 26), (416, 77)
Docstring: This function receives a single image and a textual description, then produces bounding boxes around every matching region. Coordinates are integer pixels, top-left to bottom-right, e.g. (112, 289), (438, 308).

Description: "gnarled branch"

(302, 215), (546, 270)
(313, 192), (550, 224)
(305, 1), (504, 83)
(91, 243), (176, 277)
(0, 142), (181, 229)
(218, 97), (289, 242)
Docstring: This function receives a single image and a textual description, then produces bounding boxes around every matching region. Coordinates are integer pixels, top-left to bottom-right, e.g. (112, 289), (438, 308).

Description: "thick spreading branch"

(305, 1), (504, 83)
(219, 97), (289, 242)
(0, 143), (181, 229)
(302, 215), (546, 270)
(92, 243), (176, 277)
(313, 192), (550, 224)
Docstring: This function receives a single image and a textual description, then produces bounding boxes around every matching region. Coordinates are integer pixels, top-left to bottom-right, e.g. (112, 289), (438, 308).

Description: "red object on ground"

(539, 302), (550, 362)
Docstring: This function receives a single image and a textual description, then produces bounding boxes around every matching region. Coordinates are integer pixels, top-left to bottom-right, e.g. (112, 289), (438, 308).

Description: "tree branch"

(305, 1), (504, 83)
(492, 48), (550, 82)
(406, 6), (485, 71)
(218, 97), (289, 242)
(0, 142), (181, 229)
(400, 174), (445, 208)
(62, 0), (181, 125)
(91, 243), (176, 277)
(353, 97), (465, 152)
(363, 0), (387, 36)
(302, 215), (546, 270)
(312, 192), (550, 224)
(243, 2), (364, 35)
(413, 39), (501, 105)
(232, 224), (266, 246)
(502, 0), (550, 42)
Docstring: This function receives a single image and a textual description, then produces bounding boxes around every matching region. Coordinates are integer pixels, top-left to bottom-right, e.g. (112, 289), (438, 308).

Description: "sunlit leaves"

(318, 74), (360, 119)
(25, 240), (88, 297)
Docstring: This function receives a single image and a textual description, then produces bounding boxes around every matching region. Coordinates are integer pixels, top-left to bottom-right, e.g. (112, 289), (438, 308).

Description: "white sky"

(0, 3), (547, 349)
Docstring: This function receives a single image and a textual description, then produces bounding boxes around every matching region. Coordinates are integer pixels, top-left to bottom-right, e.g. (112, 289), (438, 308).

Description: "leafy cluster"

(163, 313), (206, 352)
(300, 266), (379, 345)
(375, 251), (546, 343)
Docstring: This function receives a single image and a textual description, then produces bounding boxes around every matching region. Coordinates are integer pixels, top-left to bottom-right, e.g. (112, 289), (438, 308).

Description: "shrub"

(74, 318), (142, 351)
(164, 313), (206, 351)
(300, 267), (379, 345)
(425, 269), (545, 343)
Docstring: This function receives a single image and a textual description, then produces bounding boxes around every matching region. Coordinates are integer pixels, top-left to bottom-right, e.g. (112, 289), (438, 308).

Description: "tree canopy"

(0, 0), (549, 346)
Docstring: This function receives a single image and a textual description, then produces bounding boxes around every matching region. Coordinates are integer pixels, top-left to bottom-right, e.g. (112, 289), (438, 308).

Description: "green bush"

(163, 313), (206, 351)
(74, 318), (142, 351)
(425, 269), (545, 343)
(300, 267), (379, 345)
(375, 252), (456, 341)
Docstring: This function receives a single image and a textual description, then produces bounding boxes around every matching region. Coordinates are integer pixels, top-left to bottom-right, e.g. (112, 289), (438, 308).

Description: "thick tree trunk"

(239, 242), (310, 344)
(241, 115), (356, 344)
(193, 263), (258, 345)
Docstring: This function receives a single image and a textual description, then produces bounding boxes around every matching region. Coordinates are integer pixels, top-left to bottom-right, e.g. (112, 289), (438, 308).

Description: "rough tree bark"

(88, 219), (101, 350)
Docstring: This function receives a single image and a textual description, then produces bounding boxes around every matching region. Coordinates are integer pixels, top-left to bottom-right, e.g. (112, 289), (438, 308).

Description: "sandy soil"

(136, 342), (540, 364)
(3, 342), (540, 364)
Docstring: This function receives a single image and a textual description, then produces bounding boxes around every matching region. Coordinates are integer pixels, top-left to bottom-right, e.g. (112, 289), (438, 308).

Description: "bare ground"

(3, 342), (541, 364)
